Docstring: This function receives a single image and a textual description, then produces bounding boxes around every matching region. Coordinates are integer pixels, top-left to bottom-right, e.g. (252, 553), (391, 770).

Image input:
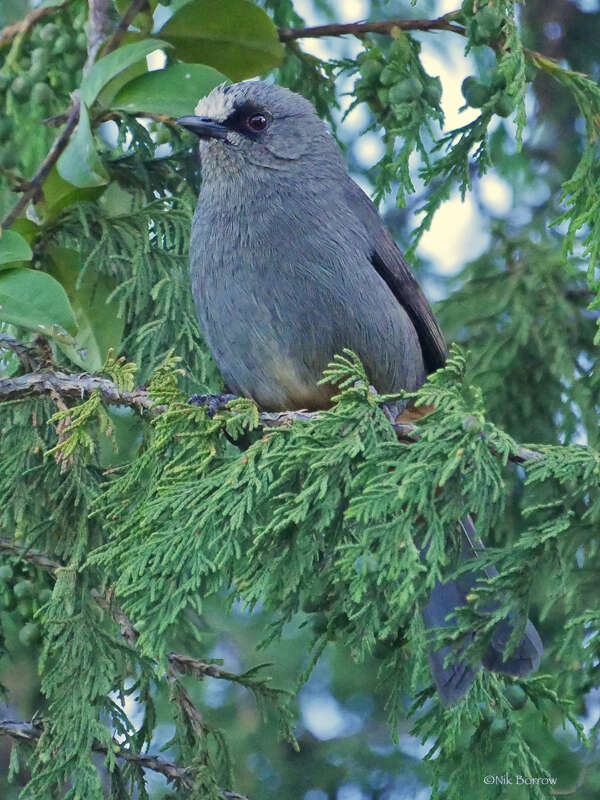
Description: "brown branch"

(169, 678), (208, 739)
(0, 368), (155, 411)
(0, 537), (271, 689)
(167, 652), (261, 686)
(44, 108), (180, 129)
(91, 588), (139, 646)
(277, 11), (550, 68)
(0, 1), (72, 48)
(102, 0), (150, 56)
(0, 720), (249, 794)
(1, 97), (81, 230)
(278, 12), (465, 42)
(0, 367), (544, 465)
(0, 537), (61, 572)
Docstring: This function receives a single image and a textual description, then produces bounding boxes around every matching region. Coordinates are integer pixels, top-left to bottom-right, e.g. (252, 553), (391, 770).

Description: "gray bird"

(177, 80), (542, 705)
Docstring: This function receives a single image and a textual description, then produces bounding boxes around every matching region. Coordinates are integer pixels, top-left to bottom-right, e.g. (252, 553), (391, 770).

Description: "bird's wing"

(344, 179), (448, 374)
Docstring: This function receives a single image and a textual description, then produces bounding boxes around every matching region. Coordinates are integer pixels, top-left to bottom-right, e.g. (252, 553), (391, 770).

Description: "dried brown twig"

(0, 1), (73, 48)
(278, 11), (465, 42)
(0, 719), (246, 794)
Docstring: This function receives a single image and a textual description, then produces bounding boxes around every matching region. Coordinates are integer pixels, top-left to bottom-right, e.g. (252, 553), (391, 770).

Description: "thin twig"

(168, 652), (262, 686)
(0, 537), (272, 688)
(0, 720), (217, 792)
(44, 108), (180, 129)
(0, 537), (61, 572)
(277, 11), (550, 67)
(102, 0), (150, 56)
(1, 97), (81, 230)
(0, 335), (43, 372)
(91, 588), (139, 646)
(0, 1), (72, 48)
(169, 678), (208, 739)
(278, 12), (465, 42)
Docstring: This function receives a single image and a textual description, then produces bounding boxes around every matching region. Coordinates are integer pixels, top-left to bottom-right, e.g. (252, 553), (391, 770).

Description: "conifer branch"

(91, 587), (139, 646)
(0, 368), (155, 410)
(0, 720), (249, 797)
(0, 367), (543, 464)
(0, 537), (279, 689)
(167, 652), (282, 691)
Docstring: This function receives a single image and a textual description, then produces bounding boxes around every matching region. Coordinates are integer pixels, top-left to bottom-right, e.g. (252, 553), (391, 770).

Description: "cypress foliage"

(0, 0), (599, 798)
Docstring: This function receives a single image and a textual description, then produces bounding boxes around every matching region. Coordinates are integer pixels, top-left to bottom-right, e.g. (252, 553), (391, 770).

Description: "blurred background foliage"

(1, 0), (600, 798)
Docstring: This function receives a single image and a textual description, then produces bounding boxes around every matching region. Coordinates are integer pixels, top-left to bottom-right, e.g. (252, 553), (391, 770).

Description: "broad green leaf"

(157, 0), (284, 81)
(9, 218), (39, 247)
(48, 247), (124, 371)
(36, 166), (106, 221)
(0, 230), (32, 268)
(80, 38), (171, 107)
(98, 181), (135, 218)
(0, 268), (77, 339)
(96, 55), (148, 109)
(56, 104), (109, 189)
(112, 62), (229, 118)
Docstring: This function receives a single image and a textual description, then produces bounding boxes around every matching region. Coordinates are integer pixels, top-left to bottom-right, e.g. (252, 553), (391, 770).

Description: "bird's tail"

(421, 515), (543, 706)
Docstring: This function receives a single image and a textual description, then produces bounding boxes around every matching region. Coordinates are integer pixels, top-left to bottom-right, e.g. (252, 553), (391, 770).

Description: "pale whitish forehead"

(194, 85), (236, 122)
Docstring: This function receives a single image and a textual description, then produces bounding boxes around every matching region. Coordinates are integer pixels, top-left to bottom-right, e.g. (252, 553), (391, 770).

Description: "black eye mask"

(224, 101), (308, 160)
(223, 102), (272, 141)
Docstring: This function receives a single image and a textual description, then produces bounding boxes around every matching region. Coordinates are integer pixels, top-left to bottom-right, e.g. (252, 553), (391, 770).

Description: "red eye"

(247, 113), (268, 132)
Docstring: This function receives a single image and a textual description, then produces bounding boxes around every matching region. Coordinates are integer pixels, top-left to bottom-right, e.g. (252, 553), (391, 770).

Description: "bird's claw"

(380, 399), (408, 424)
(187, 392), (237, 417)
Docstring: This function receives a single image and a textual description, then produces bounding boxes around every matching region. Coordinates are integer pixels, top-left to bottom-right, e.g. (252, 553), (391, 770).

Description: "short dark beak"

(176, 115), (229, 140)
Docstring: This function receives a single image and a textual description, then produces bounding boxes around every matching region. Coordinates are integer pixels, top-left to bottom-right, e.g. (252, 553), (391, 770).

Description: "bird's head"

(177, 80), (341, 179)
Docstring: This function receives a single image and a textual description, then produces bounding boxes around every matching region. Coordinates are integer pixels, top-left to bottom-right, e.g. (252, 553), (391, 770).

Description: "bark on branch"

(0, 366), (543, 465)
(0, 537), (278, 687)
(0, 537), (61, 572)
(278, 12), (465, 42)
(0, 720), (249, 797)
(0, 368), (155, 410)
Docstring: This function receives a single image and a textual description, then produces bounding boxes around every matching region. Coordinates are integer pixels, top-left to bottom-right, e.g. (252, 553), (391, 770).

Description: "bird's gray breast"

(190, 180), (425, 410)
